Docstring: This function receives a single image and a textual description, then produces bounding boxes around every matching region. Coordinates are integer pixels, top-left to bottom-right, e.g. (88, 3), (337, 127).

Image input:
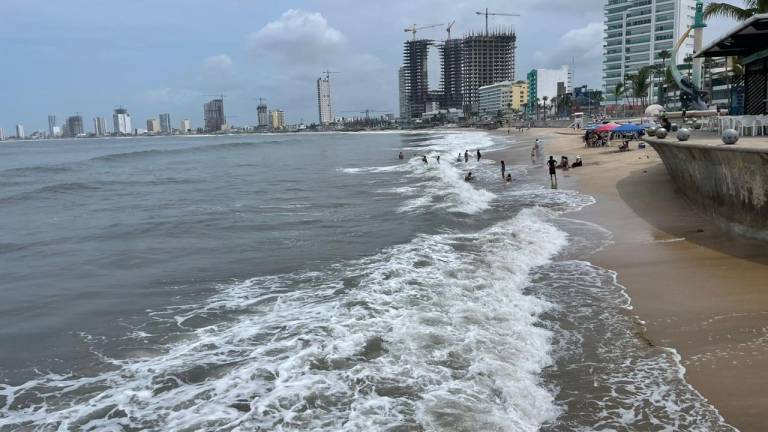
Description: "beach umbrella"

(595, 123), (619, 132)
(613, 123), (645, 133)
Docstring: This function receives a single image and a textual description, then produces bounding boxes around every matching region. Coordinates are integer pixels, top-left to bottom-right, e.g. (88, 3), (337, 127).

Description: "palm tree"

(542, 96), (549, 121)
(628, 67), (651, 108)
(704, 0), (768, 21)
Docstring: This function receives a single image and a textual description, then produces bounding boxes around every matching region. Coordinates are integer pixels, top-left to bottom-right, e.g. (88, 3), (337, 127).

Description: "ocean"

(0, 131), (736, 431)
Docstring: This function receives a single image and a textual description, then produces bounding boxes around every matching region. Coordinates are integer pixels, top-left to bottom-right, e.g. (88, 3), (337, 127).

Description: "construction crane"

(404, 23), (443, 41)
(475, 8), (520, 35)
(322, 70), (340, 80)
(446, 20), (456, 40)
(253, 97), (267, 105)
(204, 94), (225, 100)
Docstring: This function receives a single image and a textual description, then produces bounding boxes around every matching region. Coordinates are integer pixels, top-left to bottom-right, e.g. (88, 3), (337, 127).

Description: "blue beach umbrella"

(613, 123), (645, 133)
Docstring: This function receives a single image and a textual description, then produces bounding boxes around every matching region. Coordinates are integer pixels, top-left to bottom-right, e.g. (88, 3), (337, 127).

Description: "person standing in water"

(547, 156), (557, 188)
(476, 149), (481, 161)
(436, 155), (440, 164)
(398, 151), (404, 160)
(500, 160), (506, 179)
(457, 153), (462, 162)
(422, 155), (428, 164)
(464, 150), (469, 163)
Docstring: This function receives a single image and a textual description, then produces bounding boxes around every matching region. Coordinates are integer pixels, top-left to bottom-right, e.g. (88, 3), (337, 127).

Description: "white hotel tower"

(603, 0), (696, 101)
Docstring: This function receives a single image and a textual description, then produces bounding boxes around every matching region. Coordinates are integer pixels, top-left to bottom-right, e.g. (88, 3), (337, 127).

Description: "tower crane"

(446, 21), (456, 40)
(322, 70), (340, 80)
(404, 23), (443, 41)
(475, 8), (520, 35)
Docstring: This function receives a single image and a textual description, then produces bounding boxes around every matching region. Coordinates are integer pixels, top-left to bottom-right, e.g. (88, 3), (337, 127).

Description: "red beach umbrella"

(595, 123), (619, 132)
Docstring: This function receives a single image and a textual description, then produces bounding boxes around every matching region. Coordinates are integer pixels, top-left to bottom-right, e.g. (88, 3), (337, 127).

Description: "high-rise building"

(16, 124), (25, 139)
(440, 38), (463, 109)
(48, 115), (57, 137)
(603, 0), (696, 101)
(461, 31), (517, 112)
(270, 109), (285, 130)
(93, 117), (107, 136)
(398, 66), (411, 121)
(0, 128), (4, 140)
(317, 76), (333, 125)
(159, 113), (171, 133)
(204, 98), (225, 132)
(403, 39), (432, 119)
(527, 66), (572, 113)
(65, 116), (84, 137)
(113, 108), (132, 135)
(180, 119), (191, 133)
(257, 101), (269, 128)
(146, 118), (160, 133)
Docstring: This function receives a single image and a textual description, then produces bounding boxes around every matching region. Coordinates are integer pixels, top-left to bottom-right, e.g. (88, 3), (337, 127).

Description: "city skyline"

(2, 0), (738, 133)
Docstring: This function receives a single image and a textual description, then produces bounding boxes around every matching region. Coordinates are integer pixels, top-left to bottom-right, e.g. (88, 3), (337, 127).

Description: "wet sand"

(492, 128), (768, 432)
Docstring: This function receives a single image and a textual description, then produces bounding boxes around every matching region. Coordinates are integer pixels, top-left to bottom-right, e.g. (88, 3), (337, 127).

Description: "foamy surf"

(0, 208), (568, 431)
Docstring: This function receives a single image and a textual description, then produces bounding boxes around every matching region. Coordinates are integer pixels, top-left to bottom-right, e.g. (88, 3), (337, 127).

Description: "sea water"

(0, 132), (735, 431)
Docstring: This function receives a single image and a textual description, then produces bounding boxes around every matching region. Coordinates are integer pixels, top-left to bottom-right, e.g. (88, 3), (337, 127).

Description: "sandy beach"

(492, 128), (768, 432)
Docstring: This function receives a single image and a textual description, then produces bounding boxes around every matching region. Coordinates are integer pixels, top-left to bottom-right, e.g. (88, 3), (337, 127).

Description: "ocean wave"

(0, 208), (568, 431)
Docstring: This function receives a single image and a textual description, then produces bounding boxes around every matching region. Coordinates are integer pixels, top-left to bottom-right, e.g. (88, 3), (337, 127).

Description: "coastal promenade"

(494, 128), (768, 431)
(644, 135), (768, 240)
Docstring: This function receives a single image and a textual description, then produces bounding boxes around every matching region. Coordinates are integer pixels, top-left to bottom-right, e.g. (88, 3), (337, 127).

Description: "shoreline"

(490, 127), (768, 432)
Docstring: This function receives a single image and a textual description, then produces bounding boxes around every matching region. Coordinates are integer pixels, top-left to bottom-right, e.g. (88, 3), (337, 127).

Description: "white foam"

(0, 209), (568, 431)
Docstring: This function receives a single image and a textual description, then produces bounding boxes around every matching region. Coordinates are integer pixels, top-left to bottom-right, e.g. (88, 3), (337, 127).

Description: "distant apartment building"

(603, 0), (696, 101)
(15, 124), (25, 139)
(48, 115), (57, 137)
(93, 117), (107, 136)
(180, 119), (191, 133)
(159, 113), (171, 133)
(146, 118), (160, 133)
(65, 116), (84, 137)
(204, 98), (226, 132)
(477, 80), (530, 117)
(317, 76), (333, 125)
(257, 102), (269, 128)
(113, 108), (132, 135)
(270, 109), (285, 130)
(0, 128), (4, 140)
(527, 66), (572, 113)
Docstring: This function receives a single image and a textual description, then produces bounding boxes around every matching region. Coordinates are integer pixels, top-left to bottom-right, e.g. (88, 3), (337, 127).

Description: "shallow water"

(0, 132), (735, 431)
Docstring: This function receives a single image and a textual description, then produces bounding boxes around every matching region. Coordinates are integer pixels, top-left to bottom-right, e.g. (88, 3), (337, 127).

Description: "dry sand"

(492, 127), (768, 432)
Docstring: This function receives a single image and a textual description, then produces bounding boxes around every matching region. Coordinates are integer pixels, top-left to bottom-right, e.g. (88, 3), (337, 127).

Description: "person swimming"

(464, 171), (473, 181)
(506, 173), (512, 182)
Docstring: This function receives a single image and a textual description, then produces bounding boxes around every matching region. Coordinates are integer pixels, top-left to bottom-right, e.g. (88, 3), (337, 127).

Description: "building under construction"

(402, 39), (433, 119)
(204, 98), (225, 132)
(460, 30), (517, 112)
(401, 28), (516, 119)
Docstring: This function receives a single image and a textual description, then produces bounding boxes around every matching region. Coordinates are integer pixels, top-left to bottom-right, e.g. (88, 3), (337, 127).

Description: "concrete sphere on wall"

(655, 128), (668, 139)
(677, 128), (691, 141)
(722, 129), (739, 145)
(647, 126), (657, 136)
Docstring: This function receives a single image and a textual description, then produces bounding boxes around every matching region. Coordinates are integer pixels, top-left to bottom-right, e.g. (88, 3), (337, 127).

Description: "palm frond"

(703, 2), (753, 20)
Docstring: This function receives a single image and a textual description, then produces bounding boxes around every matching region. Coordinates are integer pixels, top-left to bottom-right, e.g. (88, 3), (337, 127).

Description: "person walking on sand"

(476, 149), (481, 161)
(547, 156), (558, 188)
(464, 150), (469, 163)
(500, 160), (506, 179)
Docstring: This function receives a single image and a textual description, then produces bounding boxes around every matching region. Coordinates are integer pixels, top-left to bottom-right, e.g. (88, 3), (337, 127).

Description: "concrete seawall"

(644, 137), (768, 240)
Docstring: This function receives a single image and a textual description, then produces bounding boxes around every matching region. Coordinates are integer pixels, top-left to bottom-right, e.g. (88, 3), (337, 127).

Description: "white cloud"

(248, 9), (346, 67)
(197, 54), (240, 92)
(533, 21), (603, 86)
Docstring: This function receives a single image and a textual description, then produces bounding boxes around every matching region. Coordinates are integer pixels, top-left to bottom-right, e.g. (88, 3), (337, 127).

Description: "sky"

(1, 0), (739, 133)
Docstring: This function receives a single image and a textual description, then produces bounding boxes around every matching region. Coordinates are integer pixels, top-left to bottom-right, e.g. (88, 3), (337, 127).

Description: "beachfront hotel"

(603, 0), (697, 102)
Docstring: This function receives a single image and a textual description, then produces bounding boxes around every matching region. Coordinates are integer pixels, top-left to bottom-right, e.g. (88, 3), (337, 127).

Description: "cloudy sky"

(2, 0), (738, 132)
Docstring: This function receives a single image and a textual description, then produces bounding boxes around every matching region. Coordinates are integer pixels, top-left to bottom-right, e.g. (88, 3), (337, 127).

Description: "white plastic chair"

(739, 116), (757, 137)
